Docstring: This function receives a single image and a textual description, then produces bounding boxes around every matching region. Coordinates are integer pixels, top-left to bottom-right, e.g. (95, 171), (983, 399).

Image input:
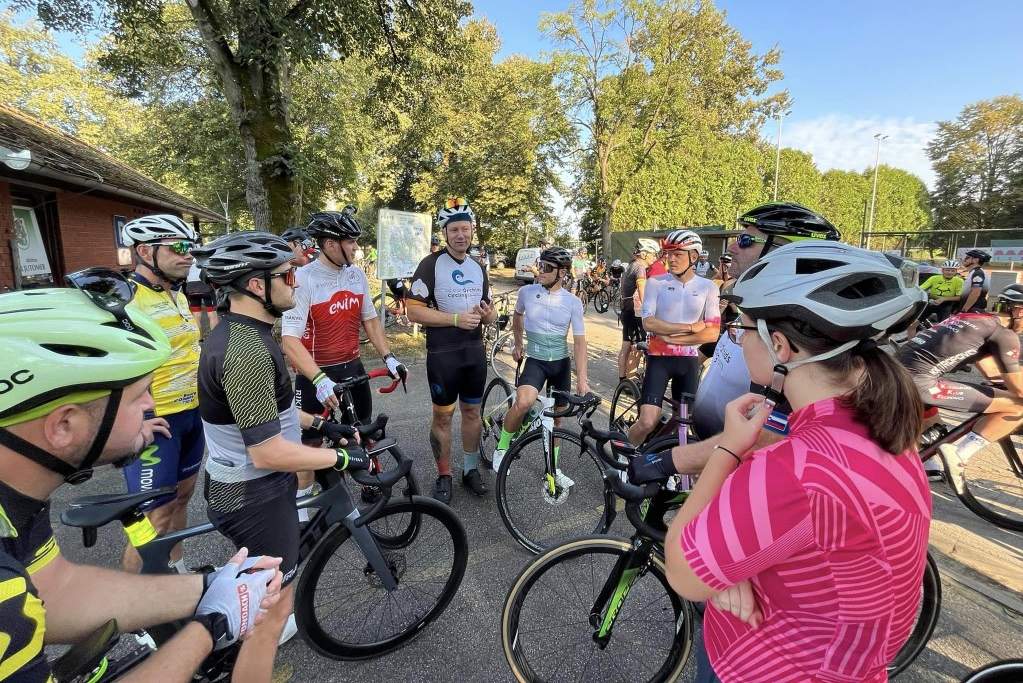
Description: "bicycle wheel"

(610, 378), (642, 432)
(502, 536), (695, 682)
(593, 290), (610, 314)
(887, 551), (942, 677)
(490, 330), (518, 383)
(480, 377), (513, 469)
(578, 288), (589, 308)
(496, 428), (610, 554)
(952, 436), (1023, 531)
(961, 659), (1023, 683)
(295, 496), (468, 660)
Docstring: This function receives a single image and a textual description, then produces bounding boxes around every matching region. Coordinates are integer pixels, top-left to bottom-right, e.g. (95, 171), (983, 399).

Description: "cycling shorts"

(621, 309), (644, 344)
(123, 407), (205, 510)
(518, 357), (571, 406)
(426, 345), (486, 406)
(911, 374), (994, 413)
(641, 355), (700, 407)
(207, 474), (299, 586)
(295, 358), (371, 442)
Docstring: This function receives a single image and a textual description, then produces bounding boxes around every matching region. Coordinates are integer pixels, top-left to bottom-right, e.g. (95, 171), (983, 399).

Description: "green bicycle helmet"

(0, 288), (170, 483)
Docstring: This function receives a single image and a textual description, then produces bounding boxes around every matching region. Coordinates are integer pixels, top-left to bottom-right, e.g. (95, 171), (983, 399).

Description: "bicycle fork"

(587, 539), (654, 648)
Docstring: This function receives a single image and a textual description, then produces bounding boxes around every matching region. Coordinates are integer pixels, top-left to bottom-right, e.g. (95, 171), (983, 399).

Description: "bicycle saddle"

(62, 487), (176, 528)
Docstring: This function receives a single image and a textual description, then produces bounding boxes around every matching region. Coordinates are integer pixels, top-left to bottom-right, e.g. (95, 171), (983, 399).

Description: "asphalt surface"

(47, 272), (1022, 682)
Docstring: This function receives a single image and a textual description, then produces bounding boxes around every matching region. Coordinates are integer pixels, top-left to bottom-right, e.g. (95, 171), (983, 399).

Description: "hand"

(455, 311), (482, 329)
(577, 380), (589, 395)
(384, 354), (407, 381)
(628, 450), (678, 484)
(689, 321), (706, 334)
(477, 300), (493, 320)
(141, 417), (171, 445)
(710, 580), (763, 628)
(334, 446), (373, 472)
(319, 420), (354, 447)
(313, 372), (340, 409)
(721, 393), (772, 459)
(512, 344), (524, 363)
(195, 548), (282, 650)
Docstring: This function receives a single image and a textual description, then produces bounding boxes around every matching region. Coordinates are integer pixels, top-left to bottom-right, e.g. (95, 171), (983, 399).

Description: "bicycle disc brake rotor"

(540, 478), (571, 505)
(363, 553), (407, 589)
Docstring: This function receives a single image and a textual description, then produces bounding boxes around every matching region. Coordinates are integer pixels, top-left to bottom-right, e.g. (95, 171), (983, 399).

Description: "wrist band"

(313, 371), (326, 385)
(453, 313), (459, 327)
(715, 445), (742, 465)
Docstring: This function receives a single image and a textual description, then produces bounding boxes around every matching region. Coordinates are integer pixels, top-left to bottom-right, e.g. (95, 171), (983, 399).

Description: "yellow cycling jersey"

(920, 274), (964, 299)
(129, 278), (201, 416)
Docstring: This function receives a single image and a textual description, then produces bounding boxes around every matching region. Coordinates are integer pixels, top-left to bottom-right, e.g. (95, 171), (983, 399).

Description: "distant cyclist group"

(0, 192), (1019, 681)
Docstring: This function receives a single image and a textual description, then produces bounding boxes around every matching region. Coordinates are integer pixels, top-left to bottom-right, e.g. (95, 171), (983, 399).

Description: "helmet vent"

(740, 262), (768, 282)
(41, 344), (107, 358)
(795, 258), (843, 275)
(127, 338), (158, 350)
(808, 274), (900, 311)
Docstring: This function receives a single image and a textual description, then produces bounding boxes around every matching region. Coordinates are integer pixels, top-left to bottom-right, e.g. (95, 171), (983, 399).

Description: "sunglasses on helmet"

(64, 267), (153, 339)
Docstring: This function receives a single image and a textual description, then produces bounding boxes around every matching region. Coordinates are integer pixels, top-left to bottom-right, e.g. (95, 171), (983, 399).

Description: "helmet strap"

(143, 245), (186, 287)
(755, 319), (858, 395)
(230, 273), (284, 317)
(320, 239), (350, 270)
(758, 236), (777, 260)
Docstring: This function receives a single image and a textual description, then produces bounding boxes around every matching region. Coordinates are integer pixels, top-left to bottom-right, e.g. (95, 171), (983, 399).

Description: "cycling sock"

(955, 432), (989, 461)
(553, 445), (561, 467)
(497, 427), (514, 451)
(296, 484), (314, 523)
(462, 449), (481, 474)
(169, 558), (188, 574)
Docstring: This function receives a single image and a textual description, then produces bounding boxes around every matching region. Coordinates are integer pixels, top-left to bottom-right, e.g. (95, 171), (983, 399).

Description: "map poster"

(11, 206), (52, 278)
(376, 209), (431, 280)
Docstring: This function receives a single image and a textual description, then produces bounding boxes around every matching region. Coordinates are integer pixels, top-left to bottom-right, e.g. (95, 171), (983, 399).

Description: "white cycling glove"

(384, 354), (406, 379)
(195, 556), (275, 650)
(313, 372), (337, 405)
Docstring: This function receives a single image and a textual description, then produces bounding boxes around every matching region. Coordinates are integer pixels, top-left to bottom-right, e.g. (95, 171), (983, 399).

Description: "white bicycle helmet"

(634, 238), (659, 255)
(728, 241), (927, 344)
(700, 250), (709, 258)
(941, 259), (961, 269)
(121, 214), (198, 246)
(660, 229), (702, 253)
(437, 197), (476, 228)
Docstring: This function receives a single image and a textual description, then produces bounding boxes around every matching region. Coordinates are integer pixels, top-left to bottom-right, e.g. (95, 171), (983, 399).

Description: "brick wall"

(0, 182), (13, 290)
(56, 192), (154, 274)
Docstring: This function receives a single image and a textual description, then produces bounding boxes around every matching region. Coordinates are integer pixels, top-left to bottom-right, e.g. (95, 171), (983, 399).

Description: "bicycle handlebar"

(545, 391), (601, 419)
(331, 367), (402, 397)
(345, 440), (413, 527)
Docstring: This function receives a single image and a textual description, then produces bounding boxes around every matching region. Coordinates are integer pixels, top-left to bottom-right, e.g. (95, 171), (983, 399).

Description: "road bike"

(57, 369), (468, 680)
(501, 417), (942, 682)
(483, 291), (513, 357)
(960, 659), (1023, 682)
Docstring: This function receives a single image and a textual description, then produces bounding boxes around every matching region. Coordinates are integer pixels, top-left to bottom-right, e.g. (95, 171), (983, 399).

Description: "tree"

(23, 0), (471, 232)
(772, 148), (822, 210)
(819, 169), (869, 243)
(928, 95), (1023, 233)
(543, 0), (783, 248)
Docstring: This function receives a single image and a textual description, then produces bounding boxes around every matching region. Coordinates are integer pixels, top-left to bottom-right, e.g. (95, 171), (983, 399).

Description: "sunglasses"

(154, 240), (195, 256)
(724, 319), (759, 344)
(537, 262), (559, 274)
(735, 234), (769, 249)
(64, 267), (152, 339)
(268, 267), (297, 287)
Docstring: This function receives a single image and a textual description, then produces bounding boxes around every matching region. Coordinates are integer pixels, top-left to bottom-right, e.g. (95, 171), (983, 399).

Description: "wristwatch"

(192, 612), (230, 649)
(310, 415), (325, 433)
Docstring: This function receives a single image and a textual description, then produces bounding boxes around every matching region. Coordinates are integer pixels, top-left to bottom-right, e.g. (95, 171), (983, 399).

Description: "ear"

(247, 274), (266, 296)
(770, 330), (797, 364)
(42, 404), (84, 453)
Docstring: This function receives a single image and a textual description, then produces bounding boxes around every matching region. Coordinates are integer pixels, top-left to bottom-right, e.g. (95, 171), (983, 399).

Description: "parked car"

(515, 247), (541, 283)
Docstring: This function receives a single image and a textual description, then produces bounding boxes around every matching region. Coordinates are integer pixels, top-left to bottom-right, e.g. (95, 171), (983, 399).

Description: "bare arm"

(282, 335), (321, 382)
(1001, 370), (1023, 396)
(961, 287), (981, 312)
(671, 427), (782, 474)
(634, 277), (647, 308)
(573, 335), (589, 392)
(249, 433), (337, 472)
(362, 315), (392, 358)
(406, 302), (457, 327)
(34, 555), (203, 642)
(660, 327), (720, 346)
(512, 311), (524, 350)
(120, 623), (212, 683)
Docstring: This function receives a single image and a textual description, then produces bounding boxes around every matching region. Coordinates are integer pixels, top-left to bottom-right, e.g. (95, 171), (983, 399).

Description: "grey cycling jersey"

(514, 284), (585, 360)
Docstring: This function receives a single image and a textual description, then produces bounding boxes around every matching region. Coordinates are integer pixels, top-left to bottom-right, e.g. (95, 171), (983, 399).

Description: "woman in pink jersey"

(659, 242), (933, 682)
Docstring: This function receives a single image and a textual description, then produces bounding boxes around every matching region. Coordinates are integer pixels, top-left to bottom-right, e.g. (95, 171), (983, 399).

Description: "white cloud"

(774, 115), (939, 189)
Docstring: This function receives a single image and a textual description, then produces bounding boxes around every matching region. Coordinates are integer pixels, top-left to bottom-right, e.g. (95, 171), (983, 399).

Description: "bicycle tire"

(593, 290), (610, 314)
(952, 437), (1023, 532)
(295, 496), (467, 660)
(490, 330), (517, 383)
(496, 428), (611, 554)
(961, 659), (1023, 683)
(610, 378), (642, 432)
(887, 551), (942, 678)
(371, 292), (399, 329)
(480, 376), (513, 469)
(502, 536), (695, 683)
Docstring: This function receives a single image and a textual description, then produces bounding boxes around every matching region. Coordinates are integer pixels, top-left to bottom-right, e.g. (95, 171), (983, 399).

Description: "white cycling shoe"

(554, 469), (575, 489)
(279, 613), (298, 645)
(492, 448), (506, 472)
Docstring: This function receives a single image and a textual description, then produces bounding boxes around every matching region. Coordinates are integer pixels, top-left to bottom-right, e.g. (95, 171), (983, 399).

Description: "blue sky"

(472, 0), (1023, 187)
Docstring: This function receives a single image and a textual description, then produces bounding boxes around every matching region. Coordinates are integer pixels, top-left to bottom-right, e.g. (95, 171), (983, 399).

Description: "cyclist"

(627, 229), (720, 446)
(717, 253), (734, 288)
(960, 249), (992, 312)
(491, 247), (588, 471)
(281, 226), (313, 267)
(430, 234), (441, 253)
(571, 247), (591, 295)
(693, 249), (717, 279)
(617, 238), (660, 382)
(192, 231), (373, 677)
(654, 241), (930, 682)
(118, 215), (205, 576)
(906, 259), (963, 338)
(0, 284), (283, 681)
(896, 284), (1023, 491)
(281, 210), (406, 518)
(406, 198), (496, 502)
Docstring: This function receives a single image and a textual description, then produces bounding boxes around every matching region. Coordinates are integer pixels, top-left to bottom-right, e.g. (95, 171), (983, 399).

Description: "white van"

(515, 247), (541, 283)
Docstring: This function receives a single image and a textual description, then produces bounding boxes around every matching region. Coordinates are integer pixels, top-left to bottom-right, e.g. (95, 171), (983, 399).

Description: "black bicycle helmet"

(281, 226), (308, 244)
(431, 234), (440, 246)
(539, 247), (572, 269)
(192, 232), (294, 286)
(965, 249), (992, 264)
(306, 209), (362, 241)
(738, 202), (840, 241)
(998, 284), (1023, 305)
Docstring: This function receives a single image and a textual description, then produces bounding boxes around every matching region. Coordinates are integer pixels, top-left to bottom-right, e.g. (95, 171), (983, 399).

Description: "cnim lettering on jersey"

(328, 292), (362, 315)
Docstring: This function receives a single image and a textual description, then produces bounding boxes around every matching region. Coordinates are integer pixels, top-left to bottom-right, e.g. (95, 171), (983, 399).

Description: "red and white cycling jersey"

(282, 259), (376, 366)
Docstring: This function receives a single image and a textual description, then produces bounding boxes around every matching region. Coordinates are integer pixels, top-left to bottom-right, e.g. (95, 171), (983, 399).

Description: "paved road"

(47, 271), (1021, 681)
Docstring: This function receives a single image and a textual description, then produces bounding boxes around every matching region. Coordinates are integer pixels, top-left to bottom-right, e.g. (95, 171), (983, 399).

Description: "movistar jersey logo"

(452, 269), (474, 286)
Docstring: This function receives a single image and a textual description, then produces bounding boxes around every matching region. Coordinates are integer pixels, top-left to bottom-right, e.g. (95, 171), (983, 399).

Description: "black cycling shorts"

(207, 473), (299, 586)
(641, 355), (700, 407)
(518, 357), (571, 406)
(295, 358), (371, 442)
(621, 308), (644, 344)
(426, 345), (487, 406)
(911, 374), (994, 413)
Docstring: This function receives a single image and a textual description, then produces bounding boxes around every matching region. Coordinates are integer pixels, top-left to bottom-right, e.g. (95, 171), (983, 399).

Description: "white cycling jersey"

(691, 334), (751, 438)
(640, 274), (720, 357)
(514, 284), (585, 361)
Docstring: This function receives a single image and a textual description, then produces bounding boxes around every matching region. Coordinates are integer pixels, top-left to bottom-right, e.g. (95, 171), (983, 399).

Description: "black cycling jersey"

(897, 312), (1020, 377)
(0, 480), (61, 681)
(960, 267), (989, 312)
(407, 249), (491, 352)
(619, 261), (646, 312)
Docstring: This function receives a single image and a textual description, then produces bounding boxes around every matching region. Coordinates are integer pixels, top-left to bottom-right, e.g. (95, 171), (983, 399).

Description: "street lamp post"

(772, 109), (790, 201)
(868, 133), (888, 232)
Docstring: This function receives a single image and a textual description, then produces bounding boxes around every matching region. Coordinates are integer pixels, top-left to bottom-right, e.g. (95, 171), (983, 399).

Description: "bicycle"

(482, 291), (513, 357)
(58, 369), (468, 680)
(501, 417), (941, 682)
(960, 659), (1023, 682)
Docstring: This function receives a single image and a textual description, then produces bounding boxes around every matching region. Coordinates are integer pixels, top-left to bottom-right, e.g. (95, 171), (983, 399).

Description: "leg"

(167, 474), (198, 564)
(431, 405), (455, 476)
(617, 341), (632, 380)
(460, 402), (482, 454)
(504, 384), (540, 435)
(628, 356), (671, 446)
(628, 404), (663, 446)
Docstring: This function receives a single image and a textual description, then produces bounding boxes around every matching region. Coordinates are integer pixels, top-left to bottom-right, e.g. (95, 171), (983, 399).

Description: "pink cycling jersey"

(682, 398), (931, 682)
(281, 259), (376, 366)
